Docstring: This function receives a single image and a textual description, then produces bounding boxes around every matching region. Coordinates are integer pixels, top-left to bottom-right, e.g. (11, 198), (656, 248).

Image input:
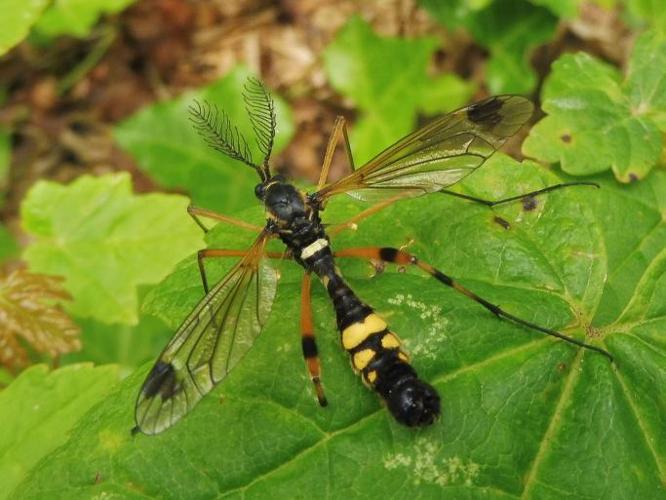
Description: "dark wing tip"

(140, 360), (180, 400)
(467, 96), (505, 124)
(467, 95), (534, 137)
(133, 360), (181, 435)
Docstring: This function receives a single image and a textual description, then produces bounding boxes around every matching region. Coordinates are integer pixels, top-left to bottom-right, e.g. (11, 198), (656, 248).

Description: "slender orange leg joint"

(301, 272), (328, 406)
(334, 247), (614, 362)
(329, 193), (408, 236)
(317, 115), (356, 190)
(317, 116), (345, 190)
(188, 205), (263, 233)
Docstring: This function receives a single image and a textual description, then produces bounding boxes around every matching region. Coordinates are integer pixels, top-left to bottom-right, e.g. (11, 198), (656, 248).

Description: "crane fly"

(133, 78), (612, 435)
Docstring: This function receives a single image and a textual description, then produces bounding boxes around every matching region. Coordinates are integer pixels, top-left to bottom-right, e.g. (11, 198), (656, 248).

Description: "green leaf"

(323, 16), (475, 164)
(529, 0), (580, 18)
(0, 225), (18, 263)
(20, 173), (204, 325)
(523, 31), (666, 182)
(417, 73), (477, 116)
(0, 131), (10, 261)
(32, 0), (136, 38)
(0, 364), (120, 499)
(13, 156), (664, 497)
(418, 0), (490, 29)
(622, 0), (666, 35)
(140, 205), (266, 330)
(584, 170), (666, 326)
(0, 128), (10, 202)
(114, 66), (294, 214)
(0, 0), (49, 56)
(61, 313), (170, 374)
(625, 31), (666, 129)
(466, 0), (557, 94)
(422, 0), (557, 94)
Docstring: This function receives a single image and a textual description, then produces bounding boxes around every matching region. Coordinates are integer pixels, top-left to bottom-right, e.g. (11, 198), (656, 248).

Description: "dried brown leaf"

(0, 269), (81, 370)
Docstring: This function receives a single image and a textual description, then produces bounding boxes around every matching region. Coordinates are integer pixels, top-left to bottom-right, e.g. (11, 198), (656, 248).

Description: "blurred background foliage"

(0, 0), (664, 498)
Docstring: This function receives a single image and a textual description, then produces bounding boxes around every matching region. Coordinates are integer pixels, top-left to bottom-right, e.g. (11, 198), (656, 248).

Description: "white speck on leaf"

(383, 437), (481, 487)
(388, 294), (449, 359)
(276, 343), (292, 352)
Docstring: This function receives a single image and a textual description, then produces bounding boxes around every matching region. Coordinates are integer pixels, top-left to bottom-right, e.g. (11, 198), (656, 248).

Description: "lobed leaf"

(323, 16), (475, 165)
(523, 31), (666, 182)
(20, 172), (204, 325)
(12, 155), (664, 498)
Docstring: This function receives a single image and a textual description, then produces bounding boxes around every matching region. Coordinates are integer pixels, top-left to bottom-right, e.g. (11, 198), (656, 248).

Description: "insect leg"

(188, 205), (263, 234)
(197, 249), (286, 294)
(334, 246), (613, 362)
(301, 272), (327, 407)
(329, 193), (408, 236)
(317, 115), (355, 190)
(341, 118), (355, 172)
(439, 182), (599, 207)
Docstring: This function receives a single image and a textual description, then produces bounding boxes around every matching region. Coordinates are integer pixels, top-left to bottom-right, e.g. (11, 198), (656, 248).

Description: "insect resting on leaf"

(133, 78), (613, 435)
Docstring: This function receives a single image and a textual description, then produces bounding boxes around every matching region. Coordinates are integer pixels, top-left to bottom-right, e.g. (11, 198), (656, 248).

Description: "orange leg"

(329, 183), (598, 238)
(329, 193), (409, 236)
(334, 246), (613, 362)
(301, 272), (327, 406)
(197, 248), (287, 293)
(317, 115), (355, 190)
(188, 204), (263, 233)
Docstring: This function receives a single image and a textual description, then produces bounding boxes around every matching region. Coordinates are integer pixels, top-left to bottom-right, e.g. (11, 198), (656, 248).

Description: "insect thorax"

(262, 181), (329, 264)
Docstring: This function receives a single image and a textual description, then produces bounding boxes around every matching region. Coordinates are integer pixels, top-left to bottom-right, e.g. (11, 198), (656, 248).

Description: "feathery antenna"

(188, 99), (266, 180)
(243, 77), (276, 180)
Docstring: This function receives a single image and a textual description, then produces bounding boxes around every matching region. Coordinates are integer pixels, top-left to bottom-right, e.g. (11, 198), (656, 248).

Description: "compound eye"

(254, 183), (266, 199)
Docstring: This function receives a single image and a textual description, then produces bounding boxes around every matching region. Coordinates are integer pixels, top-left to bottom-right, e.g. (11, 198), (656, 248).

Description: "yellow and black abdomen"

(324, 271), (440, 426)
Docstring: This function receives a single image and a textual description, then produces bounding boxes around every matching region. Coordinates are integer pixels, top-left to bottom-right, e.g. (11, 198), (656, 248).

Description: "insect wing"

(134, 233), (277, 435)
(315, 95), (534, 203)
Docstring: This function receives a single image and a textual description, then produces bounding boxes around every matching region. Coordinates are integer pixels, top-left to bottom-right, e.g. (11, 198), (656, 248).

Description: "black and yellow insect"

(134, 78), (612, 435)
